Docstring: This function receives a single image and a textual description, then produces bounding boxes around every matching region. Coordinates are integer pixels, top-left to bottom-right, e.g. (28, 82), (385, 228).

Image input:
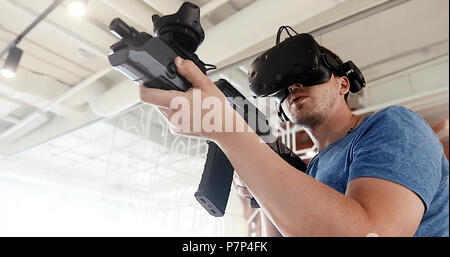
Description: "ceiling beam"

(99, 0), (159, 32)
(200, 0), (232, 18)
(0, 115), (20, 124)
(142, 0), (185, 15)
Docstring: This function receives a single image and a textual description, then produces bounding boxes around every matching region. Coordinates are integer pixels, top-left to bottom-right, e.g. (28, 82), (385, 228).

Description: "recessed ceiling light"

(1, 68), (16, 78)
(68, 0), (88, 17)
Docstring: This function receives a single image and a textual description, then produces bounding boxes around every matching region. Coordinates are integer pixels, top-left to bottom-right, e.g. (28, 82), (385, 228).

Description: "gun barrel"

(110, 18), (137, 39)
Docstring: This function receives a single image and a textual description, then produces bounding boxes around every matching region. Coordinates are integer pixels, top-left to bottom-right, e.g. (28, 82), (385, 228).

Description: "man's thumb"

(174, 56), (211, 87)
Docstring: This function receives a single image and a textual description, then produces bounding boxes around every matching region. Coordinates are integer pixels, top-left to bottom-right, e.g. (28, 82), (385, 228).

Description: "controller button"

(168, 62), (177, 74)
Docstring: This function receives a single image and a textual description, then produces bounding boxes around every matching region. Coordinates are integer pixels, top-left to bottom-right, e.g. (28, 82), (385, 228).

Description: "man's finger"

(140, 85), (182, 108)
(174, 57), (212, 88)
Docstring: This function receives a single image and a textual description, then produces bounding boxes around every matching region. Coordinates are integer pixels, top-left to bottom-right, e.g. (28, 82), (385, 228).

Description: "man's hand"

(139, 56), (236, 140)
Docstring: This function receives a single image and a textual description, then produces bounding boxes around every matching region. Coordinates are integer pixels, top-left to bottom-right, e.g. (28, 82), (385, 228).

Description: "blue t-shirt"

(306, 106), (449, 237)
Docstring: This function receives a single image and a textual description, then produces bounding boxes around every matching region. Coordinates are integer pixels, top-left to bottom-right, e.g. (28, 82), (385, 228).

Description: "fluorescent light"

(68, 0), (88, 17)
(1, 47), (23, 78)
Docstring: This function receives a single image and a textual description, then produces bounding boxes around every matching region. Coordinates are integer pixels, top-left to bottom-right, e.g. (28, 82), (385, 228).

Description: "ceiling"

(0, 0), (448, 155)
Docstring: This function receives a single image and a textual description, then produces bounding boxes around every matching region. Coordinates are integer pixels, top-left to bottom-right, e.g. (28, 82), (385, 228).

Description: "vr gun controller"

(108, 4), (307, 217)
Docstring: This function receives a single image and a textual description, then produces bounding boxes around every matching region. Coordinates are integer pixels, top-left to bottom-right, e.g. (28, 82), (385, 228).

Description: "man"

(139, 48), (449, 236)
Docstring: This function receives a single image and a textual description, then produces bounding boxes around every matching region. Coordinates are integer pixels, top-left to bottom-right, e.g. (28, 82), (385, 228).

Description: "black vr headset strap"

(321, 52), (343, 74)
(277, 101), (289, 123)
(320, 49), (366, 94)
(342, 61), (366, 93)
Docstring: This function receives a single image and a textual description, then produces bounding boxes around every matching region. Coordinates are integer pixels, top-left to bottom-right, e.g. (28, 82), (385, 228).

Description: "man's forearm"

(214, 123), (373, 236)
(260, 210), (282, 237)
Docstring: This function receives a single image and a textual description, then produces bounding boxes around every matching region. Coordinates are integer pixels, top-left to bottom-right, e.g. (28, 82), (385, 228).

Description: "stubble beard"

(288, 92), (337, 129)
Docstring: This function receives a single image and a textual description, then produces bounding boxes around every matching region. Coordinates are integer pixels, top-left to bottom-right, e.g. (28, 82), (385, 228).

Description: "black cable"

(204, 64), (217, 72)
(200, 59), (217, 72)
(276, 26), (299, 45)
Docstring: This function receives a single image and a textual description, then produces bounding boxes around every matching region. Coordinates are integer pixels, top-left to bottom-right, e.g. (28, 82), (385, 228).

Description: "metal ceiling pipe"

(0, 109), (48, 140)
(0, 107), (101, 156)
(0, 67), (111, 141)
(87, 80), (140, 117)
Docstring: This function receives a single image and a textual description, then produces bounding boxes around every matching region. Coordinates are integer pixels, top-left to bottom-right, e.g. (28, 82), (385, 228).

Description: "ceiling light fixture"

(1, 47), (23, 78)
(68, 0), (89, 17)
(0, 0), (63, 79)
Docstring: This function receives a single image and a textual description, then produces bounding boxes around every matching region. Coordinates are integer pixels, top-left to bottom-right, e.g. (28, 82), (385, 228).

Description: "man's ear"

(338, 76), (351, 96)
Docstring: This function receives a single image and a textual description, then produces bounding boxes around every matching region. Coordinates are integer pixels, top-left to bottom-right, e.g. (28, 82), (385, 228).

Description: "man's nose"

(288, 83), (303, 93)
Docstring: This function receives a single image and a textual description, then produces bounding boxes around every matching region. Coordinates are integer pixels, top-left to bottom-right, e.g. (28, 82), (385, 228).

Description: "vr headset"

(248, 27), (366, 122)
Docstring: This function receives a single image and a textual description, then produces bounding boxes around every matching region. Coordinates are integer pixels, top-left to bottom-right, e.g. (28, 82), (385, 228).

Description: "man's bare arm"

(217, 130), (425, 236)
(260, 210), (282, 237)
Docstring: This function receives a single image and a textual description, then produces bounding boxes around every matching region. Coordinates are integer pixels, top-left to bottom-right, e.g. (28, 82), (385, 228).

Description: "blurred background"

(0, 0), (448, 236)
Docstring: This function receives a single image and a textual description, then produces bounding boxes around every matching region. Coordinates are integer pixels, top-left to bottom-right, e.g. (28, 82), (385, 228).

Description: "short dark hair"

(319, 46), (349, 103)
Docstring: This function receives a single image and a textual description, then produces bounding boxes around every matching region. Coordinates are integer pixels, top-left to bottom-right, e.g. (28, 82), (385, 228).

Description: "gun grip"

(195, 141), (234, 217)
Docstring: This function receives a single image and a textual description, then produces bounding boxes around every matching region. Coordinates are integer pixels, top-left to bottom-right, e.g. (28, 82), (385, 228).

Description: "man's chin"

(290, 111), (322, 128)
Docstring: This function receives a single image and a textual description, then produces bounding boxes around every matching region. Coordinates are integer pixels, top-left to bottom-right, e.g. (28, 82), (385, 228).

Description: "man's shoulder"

(374, 105), (420, 119)
(358, 105), (438, 146)
(366, 105), (428, 128)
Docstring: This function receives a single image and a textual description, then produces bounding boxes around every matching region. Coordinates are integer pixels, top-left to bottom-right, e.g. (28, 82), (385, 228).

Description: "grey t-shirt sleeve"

(348, 106), (443, 211)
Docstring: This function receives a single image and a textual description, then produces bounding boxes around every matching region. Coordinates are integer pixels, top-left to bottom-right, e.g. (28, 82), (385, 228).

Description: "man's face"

(281, 74), (342, 128)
